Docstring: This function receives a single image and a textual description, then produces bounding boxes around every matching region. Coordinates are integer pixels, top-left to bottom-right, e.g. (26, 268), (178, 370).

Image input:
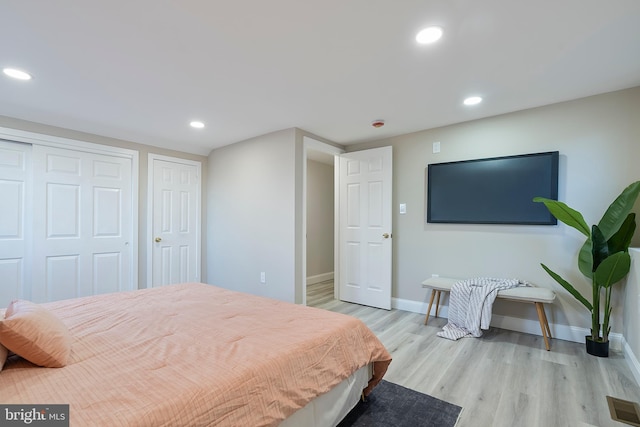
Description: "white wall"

(306, 159), (334, 281)
(346, 87), (640, 340)
(207, 128), (298, 302)
(625, 248), (640, 383)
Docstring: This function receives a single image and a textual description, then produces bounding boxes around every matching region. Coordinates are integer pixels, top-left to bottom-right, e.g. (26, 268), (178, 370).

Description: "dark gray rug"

(338, 380), (462, 427)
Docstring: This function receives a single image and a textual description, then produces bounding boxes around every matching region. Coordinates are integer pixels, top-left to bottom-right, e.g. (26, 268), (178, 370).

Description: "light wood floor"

(307, 280), (640, 427)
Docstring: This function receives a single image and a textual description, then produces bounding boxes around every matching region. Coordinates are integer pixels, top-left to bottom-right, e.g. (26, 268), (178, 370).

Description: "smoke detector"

(371, 120), (385, 128)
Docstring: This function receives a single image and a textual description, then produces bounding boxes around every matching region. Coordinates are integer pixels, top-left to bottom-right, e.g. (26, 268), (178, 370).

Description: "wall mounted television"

(426, 151), (559, 225)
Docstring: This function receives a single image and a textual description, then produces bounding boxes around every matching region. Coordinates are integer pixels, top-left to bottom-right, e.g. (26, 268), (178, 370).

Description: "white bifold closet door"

(31, 145), (134, 302)
(0, 139), (135, 306)
(0, 140), (31, 305)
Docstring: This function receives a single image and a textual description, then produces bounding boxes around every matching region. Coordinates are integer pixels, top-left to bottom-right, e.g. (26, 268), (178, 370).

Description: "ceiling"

(2, 1), (640, 156)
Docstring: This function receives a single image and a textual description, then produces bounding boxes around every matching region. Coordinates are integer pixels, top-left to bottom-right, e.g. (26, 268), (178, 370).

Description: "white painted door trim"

(0, 127), (140, 159)
(0, 126), (139, 291)
(146, 153), (202, 288)
(302, 136), (343, 306)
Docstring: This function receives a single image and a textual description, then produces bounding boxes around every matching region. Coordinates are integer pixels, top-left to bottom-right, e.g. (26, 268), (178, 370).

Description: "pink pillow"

(0, 308), (6, 371)
(0, 300), (71, 368)
(0, 308), (8, 371)
(0, 343), (7, 371)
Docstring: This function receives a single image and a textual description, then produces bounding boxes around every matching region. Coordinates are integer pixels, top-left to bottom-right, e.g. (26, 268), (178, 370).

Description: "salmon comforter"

(0, 283), (391, 426)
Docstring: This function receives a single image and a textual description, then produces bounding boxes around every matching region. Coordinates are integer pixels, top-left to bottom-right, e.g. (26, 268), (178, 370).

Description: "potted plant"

(533, 181), (640, 357)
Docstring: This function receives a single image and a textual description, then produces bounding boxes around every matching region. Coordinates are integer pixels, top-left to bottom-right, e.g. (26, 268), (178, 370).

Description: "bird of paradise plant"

(534, 181), (640, 347)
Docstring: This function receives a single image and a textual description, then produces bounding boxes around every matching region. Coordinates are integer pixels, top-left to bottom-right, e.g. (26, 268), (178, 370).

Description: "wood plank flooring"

(307, 280), (640, 427)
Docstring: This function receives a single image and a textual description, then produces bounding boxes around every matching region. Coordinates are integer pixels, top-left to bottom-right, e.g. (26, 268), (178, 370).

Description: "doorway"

(302, 140), (393, 310)
(306, 152), (336, 305)
(303, 137), (342, 306)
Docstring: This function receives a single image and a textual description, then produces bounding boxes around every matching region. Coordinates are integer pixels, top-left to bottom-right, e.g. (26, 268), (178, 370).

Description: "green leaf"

(608, 213), (636, 254)
(598, 181), (640, 240)
(595, 252), (631, 288)
(578, 239), (593, 278)
(591, 225), (609, 273)
(533, 197), (590, 236)
(541, 263), (592, 311)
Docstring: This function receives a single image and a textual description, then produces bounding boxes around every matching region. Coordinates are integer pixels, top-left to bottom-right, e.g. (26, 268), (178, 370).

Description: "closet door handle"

(155, 237), (162, 243)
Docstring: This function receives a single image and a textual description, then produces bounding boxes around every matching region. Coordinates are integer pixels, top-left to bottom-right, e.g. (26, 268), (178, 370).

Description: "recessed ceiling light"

(416, 26), (443, 44)
(463, 96), (482, 106)
(3, 67), (33, 80)
(190, 121), (205, 129)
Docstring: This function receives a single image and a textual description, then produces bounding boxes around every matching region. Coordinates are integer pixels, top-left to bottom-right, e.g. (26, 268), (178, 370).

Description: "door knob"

(155, 237), (162, 243)
(382, 233), (390, 239)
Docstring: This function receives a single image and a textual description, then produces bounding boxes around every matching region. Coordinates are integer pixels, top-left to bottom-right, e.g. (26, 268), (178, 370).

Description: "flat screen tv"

(427, 151), (559, 225)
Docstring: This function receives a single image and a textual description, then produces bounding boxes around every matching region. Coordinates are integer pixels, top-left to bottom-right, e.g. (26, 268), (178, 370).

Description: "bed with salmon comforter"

(0, 283), (391, 426)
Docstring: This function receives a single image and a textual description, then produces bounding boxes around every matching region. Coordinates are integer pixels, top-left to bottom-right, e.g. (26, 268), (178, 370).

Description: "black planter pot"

(585, 336), (609, 357)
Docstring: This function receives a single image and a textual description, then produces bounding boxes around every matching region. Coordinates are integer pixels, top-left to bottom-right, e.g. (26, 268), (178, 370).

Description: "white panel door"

(150, 156), (200, 287)
(31, 145), (134, 302)
(0, 140), (31, 306)
(338, 146), (392, 309)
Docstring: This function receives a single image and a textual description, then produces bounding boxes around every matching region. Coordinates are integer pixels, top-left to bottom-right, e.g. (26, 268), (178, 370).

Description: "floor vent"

(607, 396), (640, 426)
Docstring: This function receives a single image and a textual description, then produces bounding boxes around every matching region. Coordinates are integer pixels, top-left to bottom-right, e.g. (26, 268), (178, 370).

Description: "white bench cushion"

(422, 277), (556, 304)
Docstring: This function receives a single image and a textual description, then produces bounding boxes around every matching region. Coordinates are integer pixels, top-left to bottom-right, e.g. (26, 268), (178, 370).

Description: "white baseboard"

(391, 297), (428, 315)
(391, 297), (622, 348)
(306, 272), (334, 285)
(623, 337), (640, 387)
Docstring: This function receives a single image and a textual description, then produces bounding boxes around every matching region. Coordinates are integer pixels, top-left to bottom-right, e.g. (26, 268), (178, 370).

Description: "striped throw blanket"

(437, 277), (529, 341)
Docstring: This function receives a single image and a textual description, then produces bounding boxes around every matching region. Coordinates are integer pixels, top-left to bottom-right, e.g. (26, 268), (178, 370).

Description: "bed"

(0, 282), (392, 426)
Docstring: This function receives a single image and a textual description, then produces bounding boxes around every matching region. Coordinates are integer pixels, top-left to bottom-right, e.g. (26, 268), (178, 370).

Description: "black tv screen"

(427, 151), (559, 225)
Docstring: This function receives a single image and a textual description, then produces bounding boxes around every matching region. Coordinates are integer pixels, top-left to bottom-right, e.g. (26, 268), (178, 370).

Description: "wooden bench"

(422, 277), (556, 350)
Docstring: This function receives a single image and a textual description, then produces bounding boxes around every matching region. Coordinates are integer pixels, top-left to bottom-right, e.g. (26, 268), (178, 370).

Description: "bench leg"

(540, 302), (552, 339)
(435, 291), (442, 317)
(535, 302), (552, 351)
(424, 290), (437, 325)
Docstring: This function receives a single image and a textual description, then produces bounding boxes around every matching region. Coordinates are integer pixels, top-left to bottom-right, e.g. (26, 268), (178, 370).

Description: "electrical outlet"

(431, 273), (439, 278)
(432, 141), (441, 153)
(260, 272), (266, 284)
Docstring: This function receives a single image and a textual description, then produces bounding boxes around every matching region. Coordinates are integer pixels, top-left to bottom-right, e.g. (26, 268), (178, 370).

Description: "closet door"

(0, 140), (31, 306)
(31, 145), (134, 302)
